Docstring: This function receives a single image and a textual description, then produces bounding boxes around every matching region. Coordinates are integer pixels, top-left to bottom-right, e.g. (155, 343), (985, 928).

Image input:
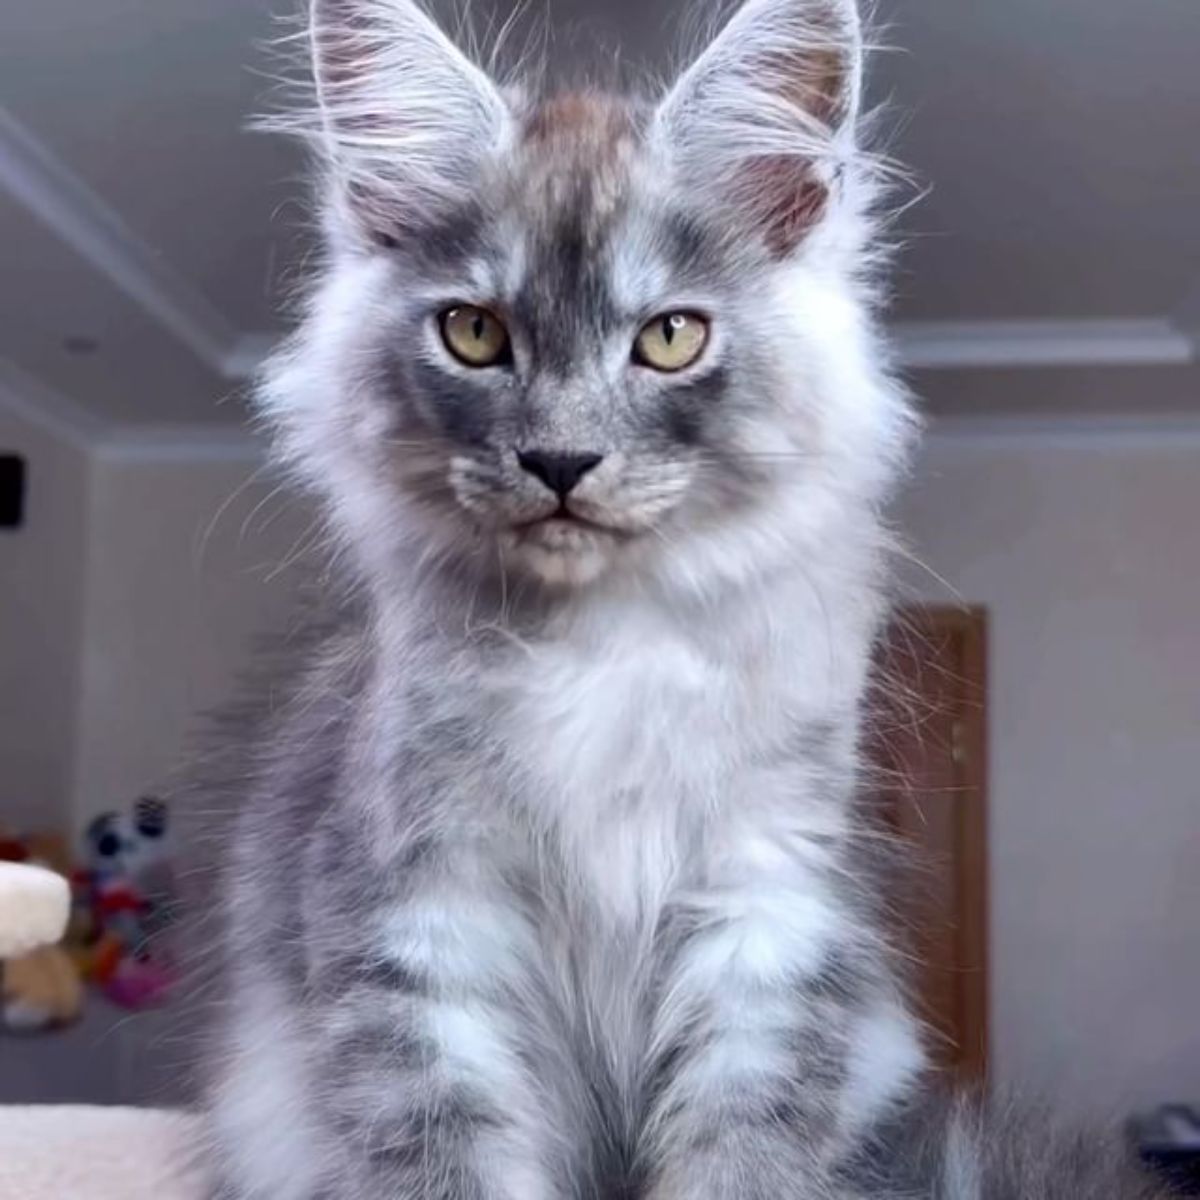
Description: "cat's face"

(321, 95), (835, 589)
(265, 0), (911, 593)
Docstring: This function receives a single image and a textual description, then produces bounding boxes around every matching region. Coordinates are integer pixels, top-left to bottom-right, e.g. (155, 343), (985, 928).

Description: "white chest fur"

(492, 577), (866, 926)
(498, 608), (721, 921)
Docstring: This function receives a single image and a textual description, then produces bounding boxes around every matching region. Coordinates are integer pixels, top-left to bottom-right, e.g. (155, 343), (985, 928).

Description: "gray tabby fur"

(196, 1), (1171, 1197)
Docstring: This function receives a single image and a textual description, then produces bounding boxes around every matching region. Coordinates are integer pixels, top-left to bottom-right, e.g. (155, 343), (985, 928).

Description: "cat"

(197, 1), (1171, 1197)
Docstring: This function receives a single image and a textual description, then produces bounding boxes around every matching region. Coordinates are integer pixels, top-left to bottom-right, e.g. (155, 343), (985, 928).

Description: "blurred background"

(0, 0), (1197, 1158)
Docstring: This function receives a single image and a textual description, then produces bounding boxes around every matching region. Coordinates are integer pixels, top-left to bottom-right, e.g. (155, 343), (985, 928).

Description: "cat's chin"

(502, 520), (618, 587)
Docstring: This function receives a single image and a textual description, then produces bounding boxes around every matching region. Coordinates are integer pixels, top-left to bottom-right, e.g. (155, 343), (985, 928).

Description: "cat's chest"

(499, 625), (741, 809)
(494, 626), (744, 918)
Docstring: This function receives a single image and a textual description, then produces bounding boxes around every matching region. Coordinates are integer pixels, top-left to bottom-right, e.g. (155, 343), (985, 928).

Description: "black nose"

(517, 450), (604, 498)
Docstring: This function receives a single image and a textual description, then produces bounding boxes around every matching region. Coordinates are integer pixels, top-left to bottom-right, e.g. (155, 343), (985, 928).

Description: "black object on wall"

(0, 454), (26, 528)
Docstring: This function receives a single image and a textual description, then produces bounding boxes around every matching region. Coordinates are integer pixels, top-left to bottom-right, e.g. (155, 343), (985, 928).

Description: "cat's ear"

(653, 0), (862, 257)
(309, 0), (511, 241)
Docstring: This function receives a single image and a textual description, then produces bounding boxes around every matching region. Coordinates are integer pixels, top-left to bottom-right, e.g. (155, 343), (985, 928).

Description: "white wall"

(898, 430), (1200, 1117)
(72, 450), (314, 827)
(0, 407), (89, 831)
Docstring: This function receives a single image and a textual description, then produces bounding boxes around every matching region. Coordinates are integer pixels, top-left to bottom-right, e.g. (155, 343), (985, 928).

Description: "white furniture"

(0, 1106), (204, 1199)
(0, 862), (69, 959)
(1, 861), (202, 1198)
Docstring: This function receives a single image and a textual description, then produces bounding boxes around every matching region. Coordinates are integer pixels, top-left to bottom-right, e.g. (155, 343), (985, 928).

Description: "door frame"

(885, 605), (990, 1082)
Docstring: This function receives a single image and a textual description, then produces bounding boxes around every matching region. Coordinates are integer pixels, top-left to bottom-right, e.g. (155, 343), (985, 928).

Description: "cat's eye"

(634, 312), (710, 373)
(439, 305), (512, 368)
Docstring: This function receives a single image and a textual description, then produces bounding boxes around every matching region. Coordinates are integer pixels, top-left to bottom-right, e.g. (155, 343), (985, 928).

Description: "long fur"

(195, 3), (1171, 1198)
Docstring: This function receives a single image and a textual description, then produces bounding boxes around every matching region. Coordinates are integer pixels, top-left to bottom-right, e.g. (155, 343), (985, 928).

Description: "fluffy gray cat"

(199, 1), (1170, 1197)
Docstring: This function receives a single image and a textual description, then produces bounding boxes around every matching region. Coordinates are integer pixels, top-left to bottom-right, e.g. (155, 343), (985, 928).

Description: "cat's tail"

(839, 1087), (1172, 1199)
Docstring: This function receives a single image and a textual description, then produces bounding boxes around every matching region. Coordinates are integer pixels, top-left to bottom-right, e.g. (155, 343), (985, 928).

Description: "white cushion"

(0, 1107), (206, 1200)
(0, 863), (69, 959)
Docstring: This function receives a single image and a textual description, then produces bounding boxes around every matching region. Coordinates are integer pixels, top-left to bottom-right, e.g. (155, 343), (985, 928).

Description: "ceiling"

(1, 0), (1198, 435)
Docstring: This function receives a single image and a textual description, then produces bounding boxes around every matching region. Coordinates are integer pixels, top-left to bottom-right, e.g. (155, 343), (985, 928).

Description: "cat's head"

(263, 0), (913, 595)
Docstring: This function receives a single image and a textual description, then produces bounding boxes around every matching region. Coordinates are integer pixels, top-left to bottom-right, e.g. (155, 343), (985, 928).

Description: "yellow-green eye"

(634, 312), (710, 373)
(439, 305), (511, 368)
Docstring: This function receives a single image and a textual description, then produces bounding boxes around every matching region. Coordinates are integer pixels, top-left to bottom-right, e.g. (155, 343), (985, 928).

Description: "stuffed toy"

(76, 797), (177, 1009)
(3, 940), (83, 1032)
(0, 858), (82, 1031)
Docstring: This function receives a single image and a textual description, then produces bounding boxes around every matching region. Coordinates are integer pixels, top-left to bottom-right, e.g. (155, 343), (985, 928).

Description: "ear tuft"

(654, 0), (863, 256)
(309, 0), (511, 239)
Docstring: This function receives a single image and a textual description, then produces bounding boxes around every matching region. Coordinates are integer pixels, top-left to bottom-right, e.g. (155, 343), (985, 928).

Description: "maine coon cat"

(199, 1), (1170, 1196)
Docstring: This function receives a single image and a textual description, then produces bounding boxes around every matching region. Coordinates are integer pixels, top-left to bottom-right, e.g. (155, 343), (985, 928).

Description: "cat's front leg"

(306, 848), (560, 1200)
(641, 832), (921, 1199)
(643, 957), (851, 1198)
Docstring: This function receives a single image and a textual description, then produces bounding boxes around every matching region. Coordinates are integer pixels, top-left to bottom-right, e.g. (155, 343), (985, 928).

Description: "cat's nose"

(517, 450), (604, 499)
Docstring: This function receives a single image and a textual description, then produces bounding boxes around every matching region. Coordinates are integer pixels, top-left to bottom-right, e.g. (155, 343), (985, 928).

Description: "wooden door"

(866, 607), (989, 1082)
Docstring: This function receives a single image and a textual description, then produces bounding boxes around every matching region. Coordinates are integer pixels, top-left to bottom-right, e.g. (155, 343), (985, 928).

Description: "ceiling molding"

(925, 410), (1200, 449)
(894, 318), (1196, 370)
(5, 346), (1198, 469)
(222, 333), (279, 381)
(0, 358), (110, 449)
(1173, 281), (1200, 342)
(0, 358), (264, 461)
(0, 106), (238, 374)
(93, 424), (266, 465)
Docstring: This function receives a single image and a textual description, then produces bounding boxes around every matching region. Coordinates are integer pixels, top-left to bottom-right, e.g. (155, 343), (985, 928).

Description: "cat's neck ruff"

(384, 490), (886, 693)
(375, 517), (878, 915)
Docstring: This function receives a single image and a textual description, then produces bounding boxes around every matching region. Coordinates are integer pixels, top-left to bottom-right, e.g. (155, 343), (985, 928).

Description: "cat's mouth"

(503, 503), (629, 584)
(513, 505), (619, 538)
